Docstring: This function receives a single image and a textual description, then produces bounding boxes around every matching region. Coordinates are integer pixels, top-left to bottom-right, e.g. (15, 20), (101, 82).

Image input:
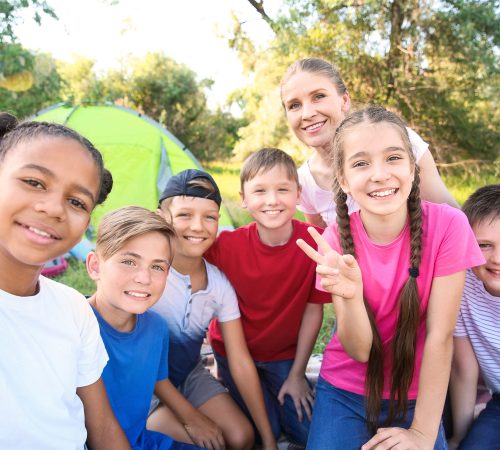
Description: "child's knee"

(224, 418), (254, 450)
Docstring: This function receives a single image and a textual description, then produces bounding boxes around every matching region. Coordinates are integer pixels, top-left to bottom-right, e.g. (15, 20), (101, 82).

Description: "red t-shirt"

(206, 219), (331, 361)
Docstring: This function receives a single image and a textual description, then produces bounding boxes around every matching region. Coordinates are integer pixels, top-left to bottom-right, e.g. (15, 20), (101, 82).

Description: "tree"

(232, 0), (498, 162)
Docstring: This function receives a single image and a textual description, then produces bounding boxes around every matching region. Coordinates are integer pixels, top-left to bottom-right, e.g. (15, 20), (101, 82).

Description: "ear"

(239, 191), (247, 208)
(296, 183), (303, 205)
(341, 92), (351, 113)
(86, 251), (101, 281)
(338, 174), (350, 194)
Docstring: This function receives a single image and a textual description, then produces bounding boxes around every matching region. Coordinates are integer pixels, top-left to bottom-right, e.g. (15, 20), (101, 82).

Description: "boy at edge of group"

(148, 169), (277, 450)
(448, 184), (500, 450)
(206, 148), (331, 448)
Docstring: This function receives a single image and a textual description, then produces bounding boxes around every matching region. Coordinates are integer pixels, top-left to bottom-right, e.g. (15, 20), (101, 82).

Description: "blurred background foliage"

(1, 0), (498, 168)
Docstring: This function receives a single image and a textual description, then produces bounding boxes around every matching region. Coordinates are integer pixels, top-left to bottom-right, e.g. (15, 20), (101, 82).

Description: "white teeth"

(369, 189), (396, 198)
(305, 122), (323, 131)
(264, 210), (280, 215)
(29, 226), (52, 238)
(186, 236), (204, 242)
(126, 291), (148, 298)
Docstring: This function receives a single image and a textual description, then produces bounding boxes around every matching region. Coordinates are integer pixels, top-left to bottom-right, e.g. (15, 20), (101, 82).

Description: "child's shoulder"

(40, 276), (89, 309)
(422, 201), (470, 231)
(141, 309), (169, 333)
(216, 222), (255, 245)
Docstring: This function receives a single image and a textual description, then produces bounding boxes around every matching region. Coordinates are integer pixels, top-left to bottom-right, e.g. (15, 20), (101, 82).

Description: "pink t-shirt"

(319, 201), (485, 399)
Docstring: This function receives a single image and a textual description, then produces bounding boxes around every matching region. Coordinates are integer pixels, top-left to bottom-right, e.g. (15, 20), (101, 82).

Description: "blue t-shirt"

(93, 307), (172, 450)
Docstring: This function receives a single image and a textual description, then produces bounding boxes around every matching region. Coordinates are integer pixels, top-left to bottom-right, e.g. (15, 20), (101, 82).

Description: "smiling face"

(339, 122), (415, 227)
(281, 70), (350, 152)
(0, 136), (100, 270)
(472, 218), (500, 297)
(88, 231), (171, 322)
(163, 196), (220, 260)
(241, 164), (301, 245)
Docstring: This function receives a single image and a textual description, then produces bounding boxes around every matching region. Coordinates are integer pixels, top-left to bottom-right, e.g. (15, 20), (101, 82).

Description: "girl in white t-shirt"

(280, 57), (458, 227)
(0, 113), (130, 450)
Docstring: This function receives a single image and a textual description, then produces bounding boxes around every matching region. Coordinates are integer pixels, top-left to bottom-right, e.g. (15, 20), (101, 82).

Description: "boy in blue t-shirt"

(86, 206), (214, 450)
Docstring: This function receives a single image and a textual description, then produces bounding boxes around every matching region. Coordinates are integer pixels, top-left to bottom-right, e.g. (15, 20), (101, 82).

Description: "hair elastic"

(409, 267), (419, 278)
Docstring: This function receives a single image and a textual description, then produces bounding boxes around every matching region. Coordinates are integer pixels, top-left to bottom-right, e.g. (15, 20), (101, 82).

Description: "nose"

(265, 190), (278, 205)
(134, 266), (151, 285)
(189, 215), (203, 231)
(370, 162), (391, 182)
(491, 245), (500, 265)
(301, 100), (317, 120)
(33, 192), (65, 220)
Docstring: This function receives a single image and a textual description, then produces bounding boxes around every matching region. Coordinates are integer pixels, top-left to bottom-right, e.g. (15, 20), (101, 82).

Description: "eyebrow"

(120, 251), (170, 264)
(347, 146), (406, 162)
(22, 163), (96, 204)
(285, 88), (327, 103)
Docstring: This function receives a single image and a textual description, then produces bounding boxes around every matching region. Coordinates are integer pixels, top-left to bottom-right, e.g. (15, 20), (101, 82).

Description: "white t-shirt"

(0, 276), (108, 450)
(454, 269), (500, 393)
(298, 127), (429, 226)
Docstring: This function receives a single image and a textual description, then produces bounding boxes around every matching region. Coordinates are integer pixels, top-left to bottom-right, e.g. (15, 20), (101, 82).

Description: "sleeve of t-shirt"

(215, 272), (241, 322)
(297, 163), (317, 214)
(407, 127), (428, 163)
(76, 298), (109, 387)
(157, 319), (170, 381)
(313, 225), (342, 294)
(434, 208), (485, 277)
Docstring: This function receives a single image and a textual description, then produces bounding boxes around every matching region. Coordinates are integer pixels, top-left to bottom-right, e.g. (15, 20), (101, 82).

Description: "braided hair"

(332, 106), (423, 432)
(0, 112), (112, 205)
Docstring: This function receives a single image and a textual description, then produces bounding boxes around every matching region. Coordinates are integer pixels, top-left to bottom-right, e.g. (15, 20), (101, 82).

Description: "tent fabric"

(34, 103), (234, 234)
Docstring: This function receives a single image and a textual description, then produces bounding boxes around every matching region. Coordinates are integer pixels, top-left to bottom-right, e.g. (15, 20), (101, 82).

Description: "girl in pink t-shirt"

(298, 106), (484, 450)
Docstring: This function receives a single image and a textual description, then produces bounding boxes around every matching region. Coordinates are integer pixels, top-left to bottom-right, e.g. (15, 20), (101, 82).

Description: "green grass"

(55, 164), (495, 353)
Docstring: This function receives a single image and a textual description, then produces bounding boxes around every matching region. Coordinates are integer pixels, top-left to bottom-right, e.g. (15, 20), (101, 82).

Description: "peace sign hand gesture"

(297, 227), (363, 301)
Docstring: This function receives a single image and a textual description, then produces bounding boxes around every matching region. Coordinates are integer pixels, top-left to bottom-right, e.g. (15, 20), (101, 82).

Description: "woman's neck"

(309, 150), (334, 191)
(89, 294), (136, 332)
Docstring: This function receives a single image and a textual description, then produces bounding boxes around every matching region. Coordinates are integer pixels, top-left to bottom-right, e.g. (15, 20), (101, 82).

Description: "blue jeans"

(307, 376), (448, 450)
(458, 393), (500, 449)
(214, 352), (311, 447)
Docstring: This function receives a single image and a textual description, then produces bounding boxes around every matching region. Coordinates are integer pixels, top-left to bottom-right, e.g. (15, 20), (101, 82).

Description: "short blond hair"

(96, 206), (176, 260)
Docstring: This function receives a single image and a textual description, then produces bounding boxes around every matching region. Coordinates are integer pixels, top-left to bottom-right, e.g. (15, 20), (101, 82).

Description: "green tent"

(34, 103), (234, 235)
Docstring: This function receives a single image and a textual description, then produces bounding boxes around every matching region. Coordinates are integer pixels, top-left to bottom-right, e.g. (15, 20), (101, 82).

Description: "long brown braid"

(332, 106), (423, 433)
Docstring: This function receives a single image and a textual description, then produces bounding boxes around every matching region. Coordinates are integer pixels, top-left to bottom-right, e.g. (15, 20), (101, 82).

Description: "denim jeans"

(306, 376), (448, 450)
(458, 393), (500, 450)
(214, 351), (311, 447)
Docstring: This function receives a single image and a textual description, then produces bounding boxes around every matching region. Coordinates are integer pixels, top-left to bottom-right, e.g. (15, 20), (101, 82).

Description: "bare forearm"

(229, 358), (275, 446)
(412, 333), (453, 441)
(87, 420), (131, 450)
(450, 357), (478, 441)
(335, 294), (372, 362)
(289, 303), (323, 376)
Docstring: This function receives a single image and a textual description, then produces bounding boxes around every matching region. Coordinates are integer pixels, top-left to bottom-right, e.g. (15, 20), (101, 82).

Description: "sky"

(15, 0), (282, 108)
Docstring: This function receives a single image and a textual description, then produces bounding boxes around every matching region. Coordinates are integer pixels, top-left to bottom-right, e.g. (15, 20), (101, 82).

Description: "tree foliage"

(231, 0), (499, 162)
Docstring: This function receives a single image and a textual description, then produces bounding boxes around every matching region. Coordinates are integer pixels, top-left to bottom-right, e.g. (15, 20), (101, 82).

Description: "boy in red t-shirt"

(206, 148), (330, 447)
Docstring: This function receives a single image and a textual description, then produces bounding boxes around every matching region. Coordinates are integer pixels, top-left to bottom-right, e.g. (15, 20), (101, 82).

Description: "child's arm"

(221, 318), (278, 450)
(448, 336), (479, 449)
(362, 271), (466, 450)
(297, 227), (373, 362)
(77, 378), (131, 450)
(418, 150), (459, 208)
(277, 302), (323, 422)
(154, 378), (225, 450)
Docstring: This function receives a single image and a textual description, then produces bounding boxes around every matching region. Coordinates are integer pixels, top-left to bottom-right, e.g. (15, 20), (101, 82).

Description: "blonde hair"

(240, 148), (299, 191)
(96, 206), (176, 261)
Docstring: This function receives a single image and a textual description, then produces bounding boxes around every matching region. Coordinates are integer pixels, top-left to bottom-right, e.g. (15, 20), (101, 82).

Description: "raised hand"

(297, 226), (362, 301)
